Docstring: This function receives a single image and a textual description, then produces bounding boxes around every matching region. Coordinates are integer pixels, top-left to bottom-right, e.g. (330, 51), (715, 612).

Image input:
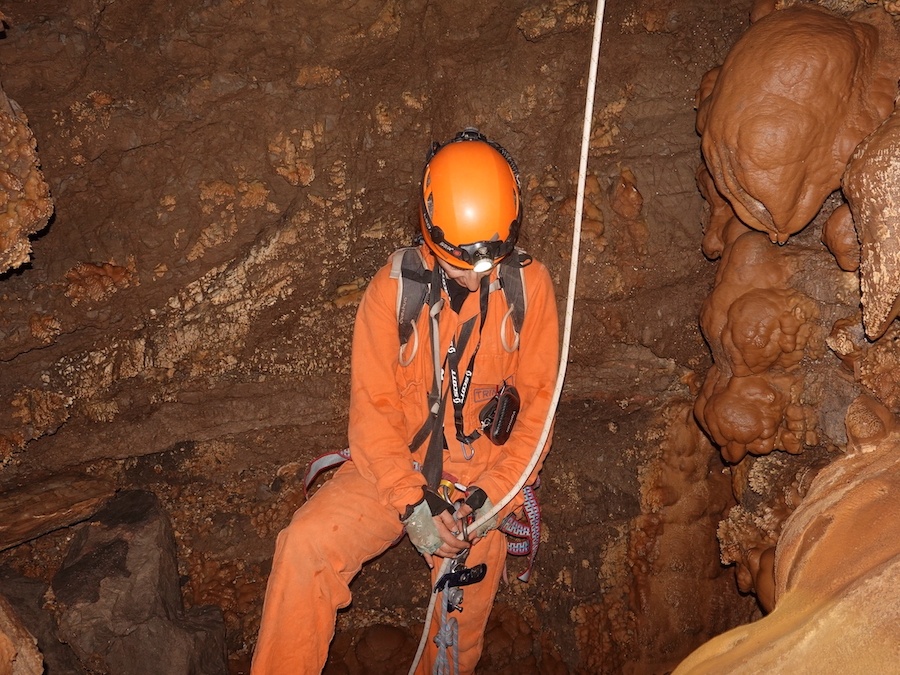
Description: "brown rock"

(0, 474), (115, 552)
(0, 593), (42, 675)
(52, 490), (227, 675)
(675, 405), (900, 673)
(353, 624), (412, 670)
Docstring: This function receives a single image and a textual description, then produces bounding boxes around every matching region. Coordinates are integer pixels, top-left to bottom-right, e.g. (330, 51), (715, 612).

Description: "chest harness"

(397, 247), (543, 675)
(406, 254), (490, 488)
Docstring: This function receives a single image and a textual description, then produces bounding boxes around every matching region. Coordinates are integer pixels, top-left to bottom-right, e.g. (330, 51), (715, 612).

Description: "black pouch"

(478, 382), (520, 445)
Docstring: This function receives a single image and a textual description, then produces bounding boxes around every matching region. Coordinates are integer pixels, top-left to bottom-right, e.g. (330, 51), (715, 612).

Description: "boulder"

(51, 490), (227, 675)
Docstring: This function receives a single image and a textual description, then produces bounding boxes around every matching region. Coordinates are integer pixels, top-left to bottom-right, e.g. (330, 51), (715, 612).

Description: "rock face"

(0, 569), (88, 674)
(3, 0), (900, 668)
(0, 592), (42, 675)
(18, 0), (900, 670)
(0, 474), (114, 552)
(50, 491), (227, 675)
(674, 395), (900, 673)
(0, 0), (766, 670)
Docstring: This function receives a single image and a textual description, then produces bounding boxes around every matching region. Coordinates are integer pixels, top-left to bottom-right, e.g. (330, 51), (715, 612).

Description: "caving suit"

(251, 244), (559, 674)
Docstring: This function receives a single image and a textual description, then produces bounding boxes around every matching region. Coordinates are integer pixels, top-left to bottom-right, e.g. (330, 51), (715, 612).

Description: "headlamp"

(470, 247), (495, 273)
(421, 214), (520, 271)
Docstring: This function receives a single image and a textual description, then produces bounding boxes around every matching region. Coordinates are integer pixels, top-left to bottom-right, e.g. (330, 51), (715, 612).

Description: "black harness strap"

(447, 276), (490, 454)
(411, 268), (491, 489)
(418, 264), (448, 489)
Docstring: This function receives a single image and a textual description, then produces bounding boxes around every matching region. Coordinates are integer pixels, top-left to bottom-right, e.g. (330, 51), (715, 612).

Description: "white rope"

(408, 1), (608, 671)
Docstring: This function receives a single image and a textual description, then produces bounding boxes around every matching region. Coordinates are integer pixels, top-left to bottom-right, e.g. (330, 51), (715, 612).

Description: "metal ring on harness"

(500, 304), (519, 353)
(399, 319), (419, 367)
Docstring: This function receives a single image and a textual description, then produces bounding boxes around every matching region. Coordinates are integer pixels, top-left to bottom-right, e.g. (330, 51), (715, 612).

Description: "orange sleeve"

(472, 260), (559, 519)
(347, 262), (428, 517)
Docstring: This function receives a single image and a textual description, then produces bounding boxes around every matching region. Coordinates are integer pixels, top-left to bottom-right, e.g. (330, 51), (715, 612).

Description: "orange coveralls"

(252, 244), (559, 674)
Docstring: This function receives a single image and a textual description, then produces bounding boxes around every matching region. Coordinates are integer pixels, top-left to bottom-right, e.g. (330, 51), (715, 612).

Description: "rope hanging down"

(408, 0), (610, 672)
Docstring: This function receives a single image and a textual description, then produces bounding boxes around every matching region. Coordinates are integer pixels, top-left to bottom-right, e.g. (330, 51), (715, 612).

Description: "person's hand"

(463, 487), (497, 538)
(422, 502), (477, 569)
(403, 489), (472, 567)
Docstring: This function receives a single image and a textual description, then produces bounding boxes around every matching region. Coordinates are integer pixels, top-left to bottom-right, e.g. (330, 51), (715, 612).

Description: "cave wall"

(1, 0), (853, 672)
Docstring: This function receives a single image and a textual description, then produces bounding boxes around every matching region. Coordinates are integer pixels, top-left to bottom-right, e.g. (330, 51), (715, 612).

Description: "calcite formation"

(0, 88), (52, 274)
(674, 396), (900, 673)
(697, 5), (896, 243)
(570, 399), (751, 674)
(690, 1), (900, 662)
(714, 448), (832, 616)
(843, 104), (900, 339)
(694, 163), (750, 260)
(820, 203), (861, 272)
(694, 232), (822, 463)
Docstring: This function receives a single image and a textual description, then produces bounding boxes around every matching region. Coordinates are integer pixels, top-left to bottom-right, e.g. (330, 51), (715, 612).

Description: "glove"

(464, 487), (498, 539)
(402, 488), (453, 556)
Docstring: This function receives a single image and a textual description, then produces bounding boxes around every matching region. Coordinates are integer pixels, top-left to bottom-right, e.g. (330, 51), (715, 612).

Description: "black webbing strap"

(410, 267), (489, 489)
(417, 263), (447, 489)
(421, 390), (449, 489)
(448, 276), (490, 449)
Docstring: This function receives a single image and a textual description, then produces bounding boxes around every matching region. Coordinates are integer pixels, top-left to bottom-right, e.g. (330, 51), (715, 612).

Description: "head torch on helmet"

(419, 128), (522, 271)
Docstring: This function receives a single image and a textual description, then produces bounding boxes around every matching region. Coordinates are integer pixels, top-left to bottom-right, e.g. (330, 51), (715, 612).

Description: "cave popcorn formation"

(0, 89), (52, 275)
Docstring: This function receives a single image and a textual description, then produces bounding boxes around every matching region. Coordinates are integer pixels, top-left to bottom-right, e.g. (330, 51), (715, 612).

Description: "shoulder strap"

(389, 247), (432, 348)
(391, 245), (530, 351)
(496, 250), (529, 335)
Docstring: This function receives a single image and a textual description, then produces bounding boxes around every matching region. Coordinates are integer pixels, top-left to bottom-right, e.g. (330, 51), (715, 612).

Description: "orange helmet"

(419, 128), (521, 272)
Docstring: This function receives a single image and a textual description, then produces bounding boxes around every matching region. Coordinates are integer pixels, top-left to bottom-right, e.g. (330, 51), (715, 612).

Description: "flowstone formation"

(696, 5), (896, 243)
(686, 0), (900, 668)
(843, 104), (900, 339)
(676, 396), (900, 672)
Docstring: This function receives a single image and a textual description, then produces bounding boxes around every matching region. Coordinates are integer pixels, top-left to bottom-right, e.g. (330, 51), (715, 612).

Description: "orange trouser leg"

(416, 529), (508, 675)
(251, 461), (404, 675)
